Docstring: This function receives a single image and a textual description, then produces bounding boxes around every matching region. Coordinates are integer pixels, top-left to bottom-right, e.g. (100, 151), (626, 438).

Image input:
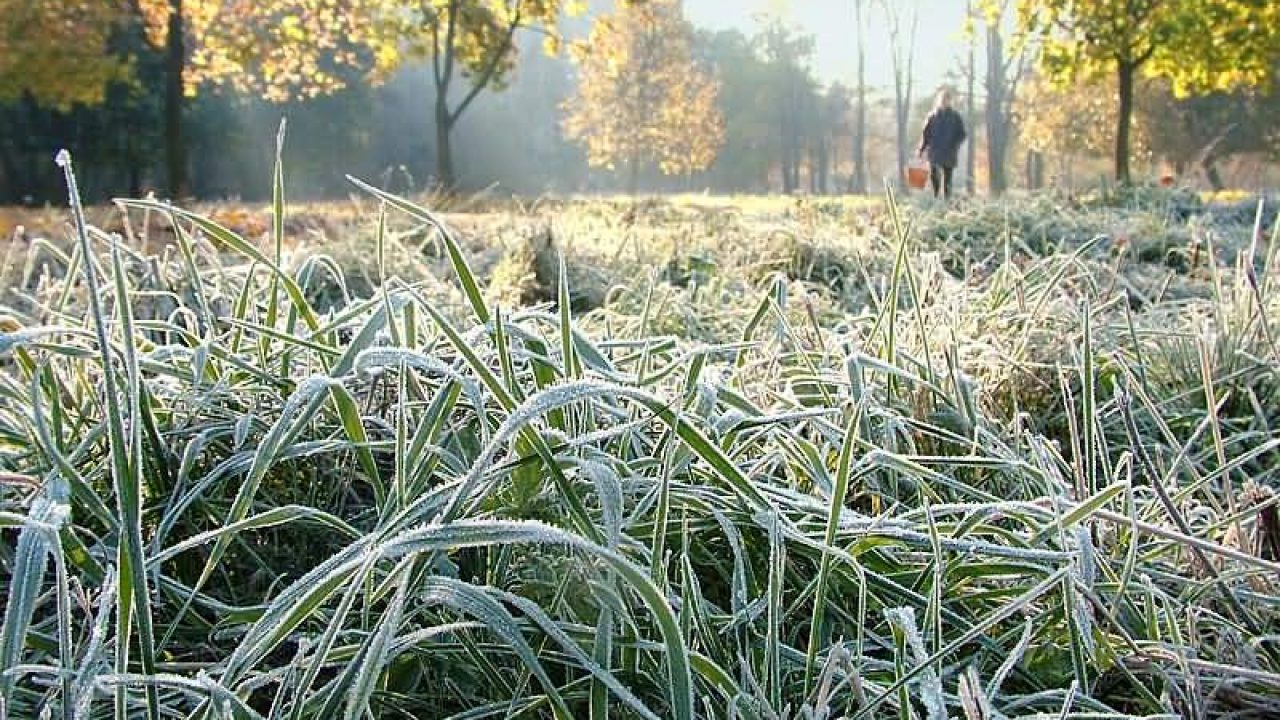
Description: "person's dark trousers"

(929, 164), (954, 199)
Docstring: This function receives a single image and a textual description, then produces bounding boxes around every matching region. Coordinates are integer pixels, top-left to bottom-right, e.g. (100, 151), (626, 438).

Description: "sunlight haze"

(684, 0), (970, 92)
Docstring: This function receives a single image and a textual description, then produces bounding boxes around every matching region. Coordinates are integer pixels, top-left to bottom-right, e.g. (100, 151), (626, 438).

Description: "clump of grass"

(485, 224), (608, 312)
(2, 146), (1278, 720)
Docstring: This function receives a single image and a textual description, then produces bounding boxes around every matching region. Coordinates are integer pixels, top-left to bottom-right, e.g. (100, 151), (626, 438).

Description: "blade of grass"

(57, 150), (160, 720)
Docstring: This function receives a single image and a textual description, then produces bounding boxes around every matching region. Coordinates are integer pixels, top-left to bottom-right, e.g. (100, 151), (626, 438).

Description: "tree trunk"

(893, 67), (907, 187)
(781, 108), (797, 193)
(0, 106), (22, 202)
(1201, 157), (1224, 190)
(808, 145), (818, 193)
(627, 155), (641, 195)
(895, 101), (908, 189)
(0, 144), (18, 204)
(884, 0), (917, 190)
(819, 138), (830, 194)
(964, 0), (976, 195)
(851, 0), (868, 194)
(1115, 62), (1135, 185)
(3, 99), (42, 203)
(791, 146), (801, 192)
(1025, 150), (1044, 190)
(126, 101), (144, 197)
(905, 7), (917, 180)
(783, 86), (793, 193)
(984, 24), (1008, 195)
(128, 161), (143, 198)
(988, 124), (1008, 195)
(434, 97), (457, 190)
(164, 0), (187, 199)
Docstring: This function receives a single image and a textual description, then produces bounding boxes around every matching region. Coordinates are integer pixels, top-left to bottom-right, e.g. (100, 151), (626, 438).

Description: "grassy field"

(2, 157), (1279, 719)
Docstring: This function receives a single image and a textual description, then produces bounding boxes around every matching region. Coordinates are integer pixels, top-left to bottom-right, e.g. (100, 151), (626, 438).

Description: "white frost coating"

(72, 568), (118, 720)
(884, 606), (947, 720)
(1074, 525), (1096, 588)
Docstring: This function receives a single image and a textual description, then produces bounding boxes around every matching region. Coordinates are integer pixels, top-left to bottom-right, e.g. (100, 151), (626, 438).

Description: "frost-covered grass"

(2, 148), (1279, 719)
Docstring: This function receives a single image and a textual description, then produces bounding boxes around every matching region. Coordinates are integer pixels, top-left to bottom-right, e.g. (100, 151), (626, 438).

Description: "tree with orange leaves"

(562, 0), (724, 194)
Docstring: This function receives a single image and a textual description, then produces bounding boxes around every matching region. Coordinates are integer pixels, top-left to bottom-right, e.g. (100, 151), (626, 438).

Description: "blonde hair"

(934, 88), (953, 110)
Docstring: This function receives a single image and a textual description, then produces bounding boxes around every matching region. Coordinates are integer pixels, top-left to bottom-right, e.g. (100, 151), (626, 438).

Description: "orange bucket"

(905, 162), (929, 190)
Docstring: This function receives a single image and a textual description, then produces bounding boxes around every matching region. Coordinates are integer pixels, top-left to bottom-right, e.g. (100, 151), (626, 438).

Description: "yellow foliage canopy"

(0, 1), (131, 109)
(136, 0), (387, 101)
(2, 0), (591, 110)
(562, 0), (725, 178)
(1008, 0), (1280, 96)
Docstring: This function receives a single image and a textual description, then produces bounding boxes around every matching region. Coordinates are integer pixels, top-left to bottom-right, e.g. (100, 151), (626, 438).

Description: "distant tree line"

(1, 0), (1277, 204)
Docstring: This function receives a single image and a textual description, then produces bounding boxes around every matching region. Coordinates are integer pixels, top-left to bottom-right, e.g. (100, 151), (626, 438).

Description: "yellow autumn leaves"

(0, 0), (130, 109)
(134, 0), (386, 101)
(1007, 0), (1279, 97)
(562, 0), (725, 181)
(2, 1), (587, 108)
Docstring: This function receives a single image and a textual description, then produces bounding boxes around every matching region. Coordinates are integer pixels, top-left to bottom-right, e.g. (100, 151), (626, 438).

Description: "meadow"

(1, 154), (1279, 720)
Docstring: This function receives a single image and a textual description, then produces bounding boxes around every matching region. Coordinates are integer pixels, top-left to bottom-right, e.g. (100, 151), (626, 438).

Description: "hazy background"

(685, 0), (968, 91)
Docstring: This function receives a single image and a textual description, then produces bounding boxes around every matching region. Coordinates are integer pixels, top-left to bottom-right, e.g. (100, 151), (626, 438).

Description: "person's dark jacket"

(918, 107), (966, 168)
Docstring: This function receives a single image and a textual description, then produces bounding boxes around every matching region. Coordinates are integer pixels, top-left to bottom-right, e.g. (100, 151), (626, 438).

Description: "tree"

(879, 0), (919, 188)
(696, 30), (771, 190)
(756, 19), (818, 193)
(697, 29), (776, 191)
(1008, 0), (1280, 184)
(562, 0), (723, 193)
(135, 0), (382, 196)
(964, 0), (977, 195)
(367, 0), (583, 191)
(696, 24), (848, 195)
(850, 0), (869, 194)
(1139, 80), (1280, 189)
(978, 1), (1030, 194)
(1017, 72), (1153, 184)
(0, 1), (142, 199)
(812, 83), (852, 194)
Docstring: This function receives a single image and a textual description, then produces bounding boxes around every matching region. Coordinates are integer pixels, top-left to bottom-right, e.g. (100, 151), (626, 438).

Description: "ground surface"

(1, 187), (1278, 719)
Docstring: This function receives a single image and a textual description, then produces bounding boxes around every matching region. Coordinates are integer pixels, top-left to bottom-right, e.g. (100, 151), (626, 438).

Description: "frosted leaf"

(884, 606), (946, 720)
(578, 460), (623, 547)
(70, 567), (117, 718)
(353, 347), (486, 428)
(444, 381), (616, 519)
(1074, 525), (1096, 589)
(987, 618), (1034, 699)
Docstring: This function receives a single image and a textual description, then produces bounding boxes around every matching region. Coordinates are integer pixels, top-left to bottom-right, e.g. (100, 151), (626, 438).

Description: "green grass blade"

(0, 486), (68, 701)
(114, 199), (321, 333)
(346, 176), (491, 324)
(804, 405), (866, 691)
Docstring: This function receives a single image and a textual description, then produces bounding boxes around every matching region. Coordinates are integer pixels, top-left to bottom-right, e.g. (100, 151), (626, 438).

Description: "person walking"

(917, 88), (967, 199)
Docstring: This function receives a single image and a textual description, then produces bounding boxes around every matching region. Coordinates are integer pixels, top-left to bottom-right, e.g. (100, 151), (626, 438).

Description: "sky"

(683, 0), (972, 94)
